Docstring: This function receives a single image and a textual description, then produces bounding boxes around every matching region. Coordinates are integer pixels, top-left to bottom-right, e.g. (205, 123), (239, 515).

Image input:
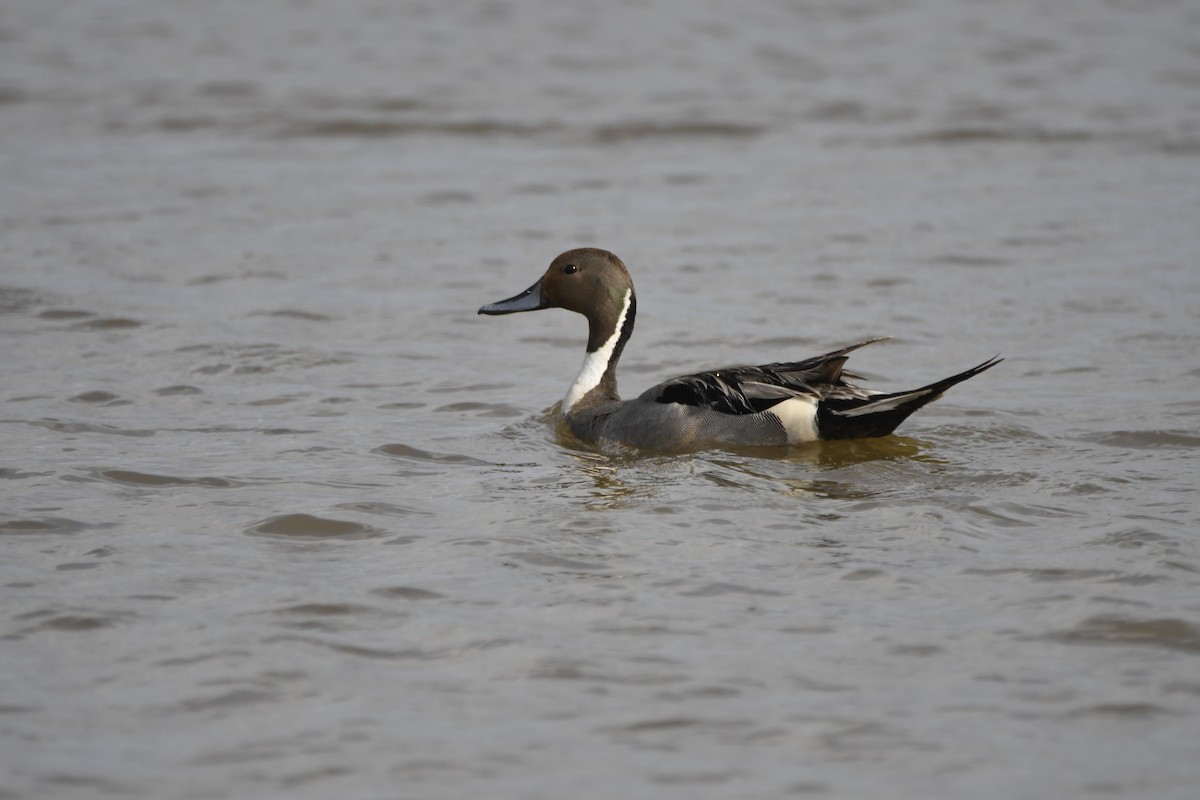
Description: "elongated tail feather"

(817, 356), (1003, 440)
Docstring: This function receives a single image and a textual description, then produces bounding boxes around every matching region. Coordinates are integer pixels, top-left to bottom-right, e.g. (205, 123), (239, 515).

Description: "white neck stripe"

(563, 289), (632, 412)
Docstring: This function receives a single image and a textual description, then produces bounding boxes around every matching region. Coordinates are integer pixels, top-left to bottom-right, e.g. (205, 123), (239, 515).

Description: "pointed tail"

(816, 356), (1003, 440)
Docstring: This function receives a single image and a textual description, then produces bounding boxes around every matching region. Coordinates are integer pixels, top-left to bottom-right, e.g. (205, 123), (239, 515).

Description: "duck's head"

(479, 248), (636, 350)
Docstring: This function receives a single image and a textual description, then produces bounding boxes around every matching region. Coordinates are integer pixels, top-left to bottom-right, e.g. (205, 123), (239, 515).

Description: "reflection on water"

(565, 434), (942, 505)
(735, 434), (937, 468)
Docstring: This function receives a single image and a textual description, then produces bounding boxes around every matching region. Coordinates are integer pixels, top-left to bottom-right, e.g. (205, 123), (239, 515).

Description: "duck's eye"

(563, 263), (578, 275)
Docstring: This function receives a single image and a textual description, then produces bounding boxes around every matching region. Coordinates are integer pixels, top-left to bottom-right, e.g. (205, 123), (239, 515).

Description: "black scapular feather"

(651, 339), (885, 416)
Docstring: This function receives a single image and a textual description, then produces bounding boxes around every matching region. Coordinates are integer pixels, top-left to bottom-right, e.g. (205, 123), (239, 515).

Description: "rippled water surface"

(3, 1), (1200, 798)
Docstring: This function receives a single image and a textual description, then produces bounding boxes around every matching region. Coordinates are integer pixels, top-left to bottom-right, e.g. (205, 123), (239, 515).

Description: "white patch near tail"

(563, 289), (633, 413)
(770, 395), (820, 443)
(838, 388), (936, 417)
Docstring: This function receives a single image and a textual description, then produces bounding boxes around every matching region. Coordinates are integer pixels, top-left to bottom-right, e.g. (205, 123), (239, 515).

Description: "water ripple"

(1081, 430), (1200, 449)
(246, 514), (383, 540)
(95, 469), (244, 488)
(1050, 615), (1200, 654)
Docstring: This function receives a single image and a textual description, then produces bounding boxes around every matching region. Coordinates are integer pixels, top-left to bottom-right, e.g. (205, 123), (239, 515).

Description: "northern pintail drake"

(479, 248), (1001, 451)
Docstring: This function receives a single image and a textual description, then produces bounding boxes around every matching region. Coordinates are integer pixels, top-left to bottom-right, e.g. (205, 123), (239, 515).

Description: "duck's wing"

(752, 336), (890, 392)
(643, 371), (813, 415)
(640, 337), (889, 415)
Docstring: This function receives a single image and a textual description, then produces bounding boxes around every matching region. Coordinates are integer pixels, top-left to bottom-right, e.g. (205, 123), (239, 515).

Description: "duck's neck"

(563, 289), (636, 413)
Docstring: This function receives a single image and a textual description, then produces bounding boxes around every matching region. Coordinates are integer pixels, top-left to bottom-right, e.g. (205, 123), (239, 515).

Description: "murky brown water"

(3, 1), (1200, 798)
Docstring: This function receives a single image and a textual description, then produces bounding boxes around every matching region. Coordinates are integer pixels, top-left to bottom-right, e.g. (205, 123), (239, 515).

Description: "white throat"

(563, 289), (632, 413)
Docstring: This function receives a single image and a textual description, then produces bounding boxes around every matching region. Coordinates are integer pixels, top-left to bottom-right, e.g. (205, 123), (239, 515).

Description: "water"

(3, 1), (1200, 798)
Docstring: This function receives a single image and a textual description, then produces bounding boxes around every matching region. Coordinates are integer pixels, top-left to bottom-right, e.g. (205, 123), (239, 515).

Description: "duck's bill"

(478, 280), (549, 315)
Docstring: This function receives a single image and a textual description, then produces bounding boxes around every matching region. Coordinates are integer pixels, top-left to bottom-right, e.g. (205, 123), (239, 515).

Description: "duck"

(479, 248), (1001, 451)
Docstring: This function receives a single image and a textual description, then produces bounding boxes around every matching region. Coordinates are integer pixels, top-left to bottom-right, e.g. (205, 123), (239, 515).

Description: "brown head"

(479, 248), (636, 353)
